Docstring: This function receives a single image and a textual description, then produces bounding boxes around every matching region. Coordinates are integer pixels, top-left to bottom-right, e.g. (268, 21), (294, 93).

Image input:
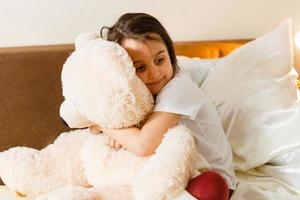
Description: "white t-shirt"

(154, 71), (236, 190)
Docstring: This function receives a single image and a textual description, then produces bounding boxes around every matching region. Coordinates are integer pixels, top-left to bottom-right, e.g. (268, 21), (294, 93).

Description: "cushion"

(177, 56), (219, 87)
(201, 19), (300, 171)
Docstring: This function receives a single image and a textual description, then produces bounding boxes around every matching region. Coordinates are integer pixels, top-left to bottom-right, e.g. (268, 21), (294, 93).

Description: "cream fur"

(36, 185), (100, 200)
(61, 34), (154, 129)
(132, 125), (197, 200)
(0, 130), (90, 198)
(0, 33), (202, 200)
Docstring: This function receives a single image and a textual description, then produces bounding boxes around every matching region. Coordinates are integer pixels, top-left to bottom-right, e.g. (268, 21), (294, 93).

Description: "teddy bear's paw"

(0, 145), (86, 198)
(0, 147), (42, 195)
(35, 185), (101, 200)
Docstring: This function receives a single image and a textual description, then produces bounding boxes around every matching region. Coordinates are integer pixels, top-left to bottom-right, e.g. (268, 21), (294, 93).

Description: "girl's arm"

(102, 111), (180, 157)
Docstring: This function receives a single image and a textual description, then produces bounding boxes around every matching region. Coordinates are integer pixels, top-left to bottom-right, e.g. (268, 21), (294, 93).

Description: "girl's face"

(122, 38), (173, 96)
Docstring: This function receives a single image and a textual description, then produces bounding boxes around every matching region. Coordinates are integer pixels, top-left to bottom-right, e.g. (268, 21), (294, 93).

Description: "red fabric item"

(186, 171), (229, 200)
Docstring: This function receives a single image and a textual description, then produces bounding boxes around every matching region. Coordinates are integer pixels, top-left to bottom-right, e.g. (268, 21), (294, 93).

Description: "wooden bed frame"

(174, 39), (250, 58)
(0, 39), (250, 154)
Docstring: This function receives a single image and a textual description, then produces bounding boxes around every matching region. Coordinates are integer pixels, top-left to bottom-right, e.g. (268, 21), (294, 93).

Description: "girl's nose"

(148, 64), (161, 80)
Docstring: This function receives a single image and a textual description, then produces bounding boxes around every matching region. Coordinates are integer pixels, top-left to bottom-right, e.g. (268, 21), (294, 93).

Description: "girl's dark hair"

(100, 13), (179, 74)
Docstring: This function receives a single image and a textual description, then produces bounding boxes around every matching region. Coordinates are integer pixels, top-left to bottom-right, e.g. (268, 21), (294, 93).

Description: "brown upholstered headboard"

(0, 39), (250, 152)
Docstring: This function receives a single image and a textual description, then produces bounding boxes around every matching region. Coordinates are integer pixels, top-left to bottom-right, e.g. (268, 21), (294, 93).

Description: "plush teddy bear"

(0, 33), (204, 200)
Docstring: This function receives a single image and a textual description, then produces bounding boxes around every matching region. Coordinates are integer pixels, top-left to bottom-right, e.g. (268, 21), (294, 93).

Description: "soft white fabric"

(201, 18), (295, 169)
(154, 72), (205, 120)
(230, 170), (300, 200)
(177, 56), (219, 87)
(201, 19), (300, 199)
(154, 71), (236, 190)
(258, 144), (300, 190)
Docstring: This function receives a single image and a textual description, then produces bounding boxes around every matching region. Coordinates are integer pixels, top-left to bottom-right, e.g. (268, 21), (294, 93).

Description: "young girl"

(90, 13), (236, 199)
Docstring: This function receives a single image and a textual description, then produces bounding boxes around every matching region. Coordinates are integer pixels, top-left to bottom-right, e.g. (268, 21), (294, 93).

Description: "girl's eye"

(136, 65), (146, 72)
(156, 57), (165, 65)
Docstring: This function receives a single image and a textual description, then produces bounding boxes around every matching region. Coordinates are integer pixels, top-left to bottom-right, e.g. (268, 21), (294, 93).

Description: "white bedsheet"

(231, 170), (300, 200)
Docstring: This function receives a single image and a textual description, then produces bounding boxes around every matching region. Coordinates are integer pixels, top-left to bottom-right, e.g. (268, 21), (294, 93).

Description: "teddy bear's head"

(60, 32), (154, 129)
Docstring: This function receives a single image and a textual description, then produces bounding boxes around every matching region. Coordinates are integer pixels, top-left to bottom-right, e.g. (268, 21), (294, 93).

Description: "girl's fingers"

(89, 125), (101, 134)
(108, 138), (122, 150)
(115, 142), (122, 150)
(109, 138), (115, 148)
(89, 126), (98, 134)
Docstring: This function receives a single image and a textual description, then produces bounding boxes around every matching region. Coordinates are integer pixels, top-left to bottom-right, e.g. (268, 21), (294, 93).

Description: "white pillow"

(177, 56), (219, 87)
(201, 19), (300, 171)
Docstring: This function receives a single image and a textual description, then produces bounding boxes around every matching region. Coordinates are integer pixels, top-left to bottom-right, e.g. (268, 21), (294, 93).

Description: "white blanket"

(230, 103), (300, 199)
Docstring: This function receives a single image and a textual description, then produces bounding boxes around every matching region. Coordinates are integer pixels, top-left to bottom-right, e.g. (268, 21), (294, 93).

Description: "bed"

(0, 40), (245, 199)
(1, 20), (300, 200)
(0, 39), (250, 153)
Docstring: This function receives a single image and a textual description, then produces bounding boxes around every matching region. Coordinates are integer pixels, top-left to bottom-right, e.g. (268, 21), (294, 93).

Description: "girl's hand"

(89, 125), (102, 134)
(108, 137), (123, 150)
(89, 126), (123, 150)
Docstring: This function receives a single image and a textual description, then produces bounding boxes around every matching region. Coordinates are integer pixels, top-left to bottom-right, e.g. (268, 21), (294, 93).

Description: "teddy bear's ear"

(75, 32), (101, 50)
(60, 100), (94, 128)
